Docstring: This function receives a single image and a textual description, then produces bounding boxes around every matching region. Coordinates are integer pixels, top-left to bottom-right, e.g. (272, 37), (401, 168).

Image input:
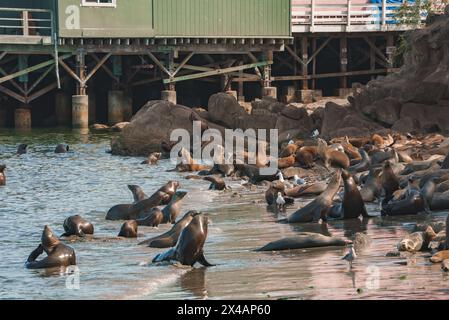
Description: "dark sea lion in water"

(135, 208), (163, 227)
(128, 184), (148, 203)
(55, 144), (69, 153)
(381, 160), (400, 204)
(329, 170), (370, 219)
(26, 226), (76, 269)
(0, 165), (5, 186)
(287, 170), (342, 223)
(203, 176), (226, 191)
(348, 149), (370, 173)
(118, 220), (138, 238)
(126, 191), (170, 220)
(17, 144), (28, 155)
(141, 152), (162, 165)
(360, 168), (382, 202)
(153, 214), (214, 267)
(256, 232), (349, 251)
(161, 190), (188, 223)
(61, 215), (94, 237)
(138, 211), (200, 247)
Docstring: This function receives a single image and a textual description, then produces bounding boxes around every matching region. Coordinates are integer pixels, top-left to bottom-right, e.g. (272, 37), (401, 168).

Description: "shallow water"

(0, 128), (448, 300)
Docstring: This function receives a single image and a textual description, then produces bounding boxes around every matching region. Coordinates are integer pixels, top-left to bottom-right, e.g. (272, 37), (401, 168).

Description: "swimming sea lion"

(161, 190), (188, 223)
(61, 215), (94, 237)
(360, 168), (382, 202)
(26, 226), (76, 269)
(256, 232), (349, 251)
(118, 220), (138, 238)
(152, 214), (214, 267)
(55, 144), (69, 153)
(0, 165), (5, 186)
(138, 211), (200, 247)
(135, 208), (163, 227)
(329, 170), (370, 219)
(128, 184), (148, 203)
(381, 161), (400, 204)
(287, 170), (342, 223)
(17, 144), (28, 155)
(203, 176), (226, 191)
(141, 152), (162, 165)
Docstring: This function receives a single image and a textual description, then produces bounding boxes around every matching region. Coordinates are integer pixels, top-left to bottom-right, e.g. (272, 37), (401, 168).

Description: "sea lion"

(431, 192), (449, 211)
(277, 155), (296, 169)
(295, 146), (318, 169)
(152, 214), (214, 267)
(285, 181), (328, 198)
(317, 138), (350, 170)
(397, 227), (436, 252)
(266, 180), (285, 206)
(256, 232), (349, 251)
(370, 147), (398, 165)
(128, 184), (148, 203)
(126, 191), (170, 220)
(360, 168), (382, 202)
(430, 250), (449, 263)
(55, 144), (69, 153)
(118, 220), (138, 238)
(161, 190), (188, 223)
(381, 188), (425, 216)
(17, 144), (28, 155)
(203, 176), (226, 191)
(176, 148), (211, 172)
(234, 163), (277, 183)
(141, 152), (162, 165)
(26, 226), (76, 269)
(400, 155), (444, 175)
(329, 170), (370, 219)
(436, 180), (449, 193)
(280, 144), (298, 158)
(287, 170), (342, 223)
(0, 165), (5, 186)
(61, 215), (94, 237)
(397, 150), (414, 164)
(342, 137), (362, 161)
(381, 161), (400, 204)
(447, 214), (449, 249)
(421, 177), (437, 213)
(348, 148), (370, 173)
(135, 208), (163, 227)
(158, 180), (180, 204)
(138, 211), (200, 247)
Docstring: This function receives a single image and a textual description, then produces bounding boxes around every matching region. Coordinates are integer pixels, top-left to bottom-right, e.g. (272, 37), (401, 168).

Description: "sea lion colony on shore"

(2, 133), (448, 272)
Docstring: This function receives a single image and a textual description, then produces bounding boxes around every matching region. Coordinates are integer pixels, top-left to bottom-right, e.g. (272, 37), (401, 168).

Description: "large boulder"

(362, 97), (402, 126)
(207, 93), (246, 128)
(111, 100), (224, 156)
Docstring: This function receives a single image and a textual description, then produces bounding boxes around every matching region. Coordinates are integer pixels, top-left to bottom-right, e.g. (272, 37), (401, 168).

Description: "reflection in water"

(180, 268), (208, 300)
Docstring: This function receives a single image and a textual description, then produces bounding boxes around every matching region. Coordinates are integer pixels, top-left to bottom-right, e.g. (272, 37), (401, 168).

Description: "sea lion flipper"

(198, 252), (215, 267)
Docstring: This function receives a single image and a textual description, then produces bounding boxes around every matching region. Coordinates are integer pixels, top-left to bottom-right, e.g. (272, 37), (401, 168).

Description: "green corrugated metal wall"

(56, 0), (290, 38)
(153, 0), (290, 37)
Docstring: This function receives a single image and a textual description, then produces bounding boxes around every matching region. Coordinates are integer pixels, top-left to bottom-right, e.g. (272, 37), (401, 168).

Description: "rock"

(399, 103), (449, 132)
(281, 104), (308, 120)
(111, 100), (224, 156)
(275, 114), (313, 138)
(362, 97), (402, 126)
(251, 97), (285, 114)
(208, 93), (246, 128)
(320, 102), (349, 137)
(392, 116), (421, 133)
(90, 123), (110, 131)
(110, 122), (129, 132)
(193, 108), (210, 120)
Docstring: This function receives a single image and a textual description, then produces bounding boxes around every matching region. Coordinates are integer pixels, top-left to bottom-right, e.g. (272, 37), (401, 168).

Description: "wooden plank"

(84, 53), (112, 83)
(172, 52), (194, 77)
(26, 65), (55, 95)
(272, 68), (399, 82)
(0, 84), (25, 103)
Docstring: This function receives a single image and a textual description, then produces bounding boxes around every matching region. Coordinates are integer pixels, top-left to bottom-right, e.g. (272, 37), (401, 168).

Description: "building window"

(81, 0), (117, 8)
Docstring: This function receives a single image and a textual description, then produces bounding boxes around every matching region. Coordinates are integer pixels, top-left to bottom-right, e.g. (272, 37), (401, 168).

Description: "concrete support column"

(298, 90), (314, 104)
(108, 90), (132, 125)
(89, 94), (96, 124)
(161, 90), (177, 105)
(14, 107), (31, 130)
(55, 91), (71, 126)
(262, 87), (277, 99)
(72, 95), (89, 128)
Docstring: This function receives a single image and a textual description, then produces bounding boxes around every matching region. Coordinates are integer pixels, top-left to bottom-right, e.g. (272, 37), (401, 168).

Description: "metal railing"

(0, 7), (53, 38)
(291, 0), (427, 29)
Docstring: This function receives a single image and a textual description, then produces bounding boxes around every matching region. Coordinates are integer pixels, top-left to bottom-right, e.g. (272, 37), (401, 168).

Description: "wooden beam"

(147, 52), (171, 77)
(57, 57), (82, 84)
(84, 53), (111, 83)
(0, 66), (26, 95)
(27, 78), (65, 103)
(172, 52), (194, 77)
(0, 52), (6, 62)
(272, 68), (399, 82)
(363, 36), (389, 65)
(286, 45), (306, 67)
(26, 65), (55, 95)
(91, 54), (119, 83)
(0, 84), (25, 103)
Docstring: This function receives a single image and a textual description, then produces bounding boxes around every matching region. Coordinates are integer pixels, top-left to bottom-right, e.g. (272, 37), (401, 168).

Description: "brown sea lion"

(135, 208), (163, 227)
(329, 170), (370, 219)
(26, 226), (76, 269)
(0, 165), (5, 186)
(317, 138), (350, 170)
(141, 152), (162, 165)
(348, 148), (370, 173)
(436, 180), (449, 193)
(295, 146), (318, 169)
(447, 213), (449, 249)
(287, 170), (342, 223)
(161, 190), (188, 223)
(370, 147), (398, 165)
(360, 168), (382, 202)
(265, 180), (286, 206)
(397, 150), (414, 164)
(430, 250), (449, 263)
(138, 211), (200, 247)
(431, 192), (449, 211)
(285, 181), (328, 197)
(381, 161), (400, 204)
(176, 148), (211, 172)
(256, 232), (349, 251)
(397, 227), (436, 252)
(128, 184), (148, 203)
(118, 220), (138, 238)
(234, 163), (277, 183)
(152, 214), (214, 267)
(348, 137), (371, 148)
(280, 144), (298, 158)
(55, 144), (69, 153)
(203, 176), (227, 191)
(61, 215), (94, 237)
(342, 138), (362, 162)
(277, 155), (296, 169)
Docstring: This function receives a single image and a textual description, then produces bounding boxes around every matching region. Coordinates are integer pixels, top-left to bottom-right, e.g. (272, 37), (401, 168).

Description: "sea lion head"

(41, 225), (60, 252)
(383, 160), (392, 169)
(17, 144), (28, 154)
(0, 164), (5, 173)
(173, 190), (188, 201)
(185, 210), (201, 218)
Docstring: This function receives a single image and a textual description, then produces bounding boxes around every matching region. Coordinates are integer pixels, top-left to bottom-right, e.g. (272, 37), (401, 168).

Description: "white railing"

(0, 7), (54, 38)
(291, 0), (428, 31)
